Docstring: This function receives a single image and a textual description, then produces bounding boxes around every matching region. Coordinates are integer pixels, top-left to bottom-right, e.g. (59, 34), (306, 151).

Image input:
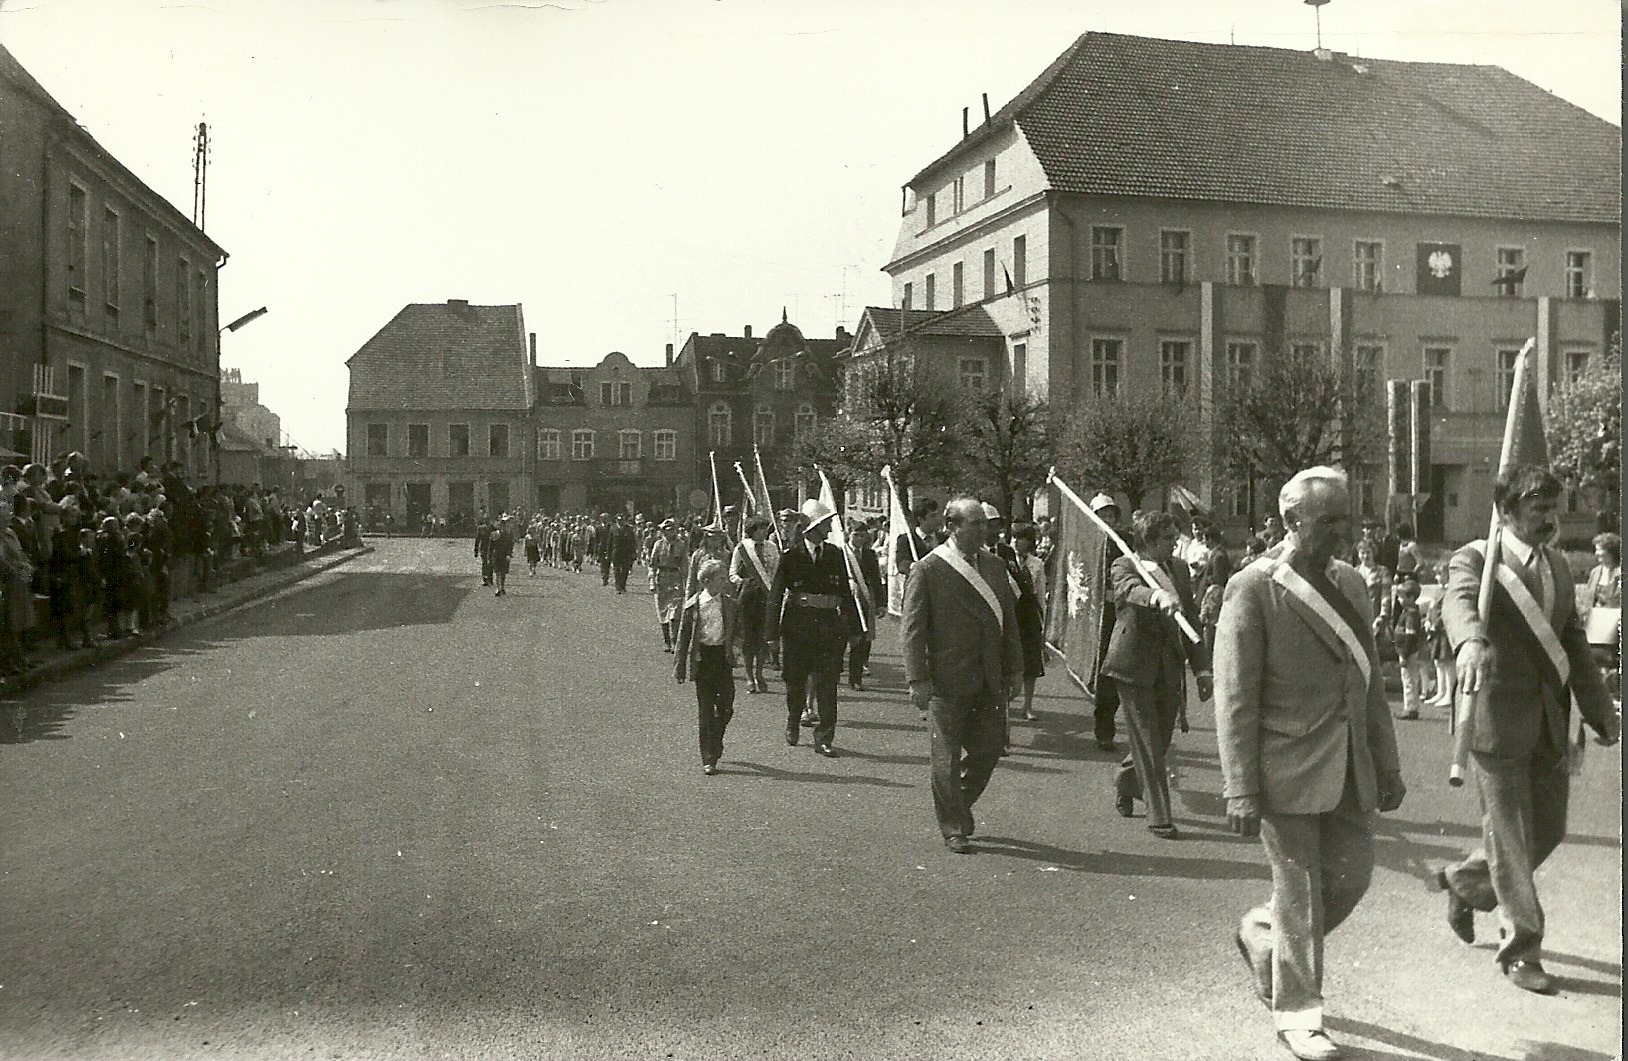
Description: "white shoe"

(1278, 1029), (1342, 1061)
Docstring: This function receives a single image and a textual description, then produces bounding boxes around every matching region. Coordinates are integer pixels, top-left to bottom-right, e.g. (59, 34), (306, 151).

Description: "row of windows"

(56, 365), (207, 474)
(1083, 227), (1595, 298)
(537, 428), (679, 462)
(64, 182), (211, 353)
(919, 157), (1001, 229)
(903, 235), (1027, 313)
(707, 402), (818, 447)
(702, 358), (800, 389)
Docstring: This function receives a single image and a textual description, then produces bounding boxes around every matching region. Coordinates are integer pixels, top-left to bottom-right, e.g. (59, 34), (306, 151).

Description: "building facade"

(0, 42), (224, 479)
(345, 300), (534, 531)
(532, 350), (694, 516)
(670, 314), (846, 513)
(882, 31), (1621, 542)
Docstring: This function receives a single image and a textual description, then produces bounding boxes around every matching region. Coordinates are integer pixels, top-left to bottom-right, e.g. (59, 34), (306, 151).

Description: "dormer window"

(775, 360), (794, 390)
(712, 360), (727, 384)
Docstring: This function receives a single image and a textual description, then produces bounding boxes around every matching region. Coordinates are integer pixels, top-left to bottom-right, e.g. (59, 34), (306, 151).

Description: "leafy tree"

(1546, 335), (1621, 527)
(959, 389), (1052, 519)
(1054, 393), (1195, 511)
(1213, 345), (1380, 503)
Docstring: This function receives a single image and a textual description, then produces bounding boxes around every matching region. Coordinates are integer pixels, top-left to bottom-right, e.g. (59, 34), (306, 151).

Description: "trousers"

(601, 556), (612, 585)
(1093, 674), (1120, 744)
(1115, 672), (1183, 828)
(782, 608), (846, 746)
(694, 645), (735, 766)
(613, 562), (632, 592)
(930, 686), (1005, 838)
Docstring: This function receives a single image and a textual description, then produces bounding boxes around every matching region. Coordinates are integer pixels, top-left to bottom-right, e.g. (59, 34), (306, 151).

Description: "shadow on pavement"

(727, 759), (913, 788)
(973, 834), (1272, 881)
(1327, 1016), (1616, 1061)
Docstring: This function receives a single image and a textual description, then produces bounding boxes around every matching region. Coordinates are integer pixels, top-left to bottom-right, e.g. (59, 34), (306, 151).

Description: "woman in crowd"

(0, 500), (34, 674)
(1583, 531), (1622, 615)
(729, 516), (778, 693)
(1354, 537), (1392, 632)
(649, 519), (687, 652)
(1009, 522), (1048, 723)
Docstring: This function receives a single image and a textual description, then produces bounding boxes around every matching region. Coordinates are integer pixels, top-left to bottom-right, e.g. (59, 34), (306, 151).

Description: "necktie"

(813, 544), (823, 565)
(1530, 550), (1554, 616)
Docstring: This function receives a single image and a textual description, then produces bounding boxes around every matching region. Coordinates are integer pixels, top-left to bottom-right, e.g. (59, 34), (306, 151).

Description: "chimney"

(981, 92), (990, 122)
(1313, 47), (1333, 61)
(528, 332), (537, 368)
(835, 325), (849, 342)
(447, 298), (469, 309)
(744, 324), (752, 339)
(962, 106), (969, 137)
(665, 342), (674, 367)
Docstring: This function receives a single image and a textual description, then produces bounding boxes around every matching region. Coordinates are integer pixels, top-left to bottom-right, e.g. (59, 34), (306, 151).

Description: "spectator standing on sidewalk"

(0, 501), (34, 674)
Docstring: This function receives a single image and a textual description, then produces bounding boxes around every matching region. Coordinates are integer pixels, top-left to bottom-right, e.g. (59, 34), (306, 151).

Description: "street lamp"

(216, 305), (269, 483)
(221, 306), (268, 334)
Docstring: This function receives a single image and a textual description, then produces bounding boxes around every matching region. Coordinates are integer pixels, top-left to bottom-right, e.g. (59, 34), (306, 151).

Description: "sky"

(0, 0), (1619, 455)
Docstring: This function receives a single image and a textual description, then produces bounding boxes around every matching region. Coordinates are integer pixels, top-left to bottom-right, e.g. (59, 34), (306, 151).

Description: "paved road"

(0, 539), (1618, 1061)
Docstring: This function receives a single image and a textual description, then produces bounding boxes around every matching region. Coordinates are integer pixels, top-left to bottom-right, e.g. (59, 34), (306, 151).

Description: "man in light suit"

(902, 497), (1023, 854)
(1215, 467), (1405, 1061)
(1437, 465), (1619, 994)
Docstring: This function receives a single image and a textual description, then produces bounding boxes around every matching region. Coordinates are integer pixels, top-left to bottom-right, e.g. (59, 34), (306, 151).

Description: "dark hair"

(1493, 464), (1561, 511)
(1594, 532), (1622, 567)
(1131, 510), (1179, 550)
(1202, 526), (1225, 545)
(1244, 535), (1267, 556)
(910, 497), (938, 521)
(745, 516), (772, 537)
(1011, 523), (1037, 546)
(1394, 523), (1415, 541)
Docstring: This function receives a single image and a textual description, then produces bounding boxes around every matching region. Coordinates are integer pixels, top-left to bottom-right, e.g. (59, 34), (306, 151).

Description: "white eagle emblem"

(1427, 250), (1454, 278)
(1066, 551), (1091, 618)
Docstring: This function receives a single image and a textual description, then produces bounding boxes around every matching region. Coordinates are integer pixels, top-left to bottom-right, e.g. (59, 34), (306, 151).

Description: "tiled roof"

(860, 307), (944, 342)
(913, 32), (1620, 225)
(858, 304), (1005, 341)
(347, 302), (531, 411)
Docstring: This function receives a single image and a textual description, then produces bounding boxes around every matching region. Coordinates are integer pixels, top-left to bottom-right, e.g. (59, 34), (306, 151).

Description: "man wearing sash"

(901, 497), (1022, 854)
(1216, 467), (1405, 1061)
(1436, 465), (1618, 995)
(729, 517), (779, 693)
(766, 499), (858, 757)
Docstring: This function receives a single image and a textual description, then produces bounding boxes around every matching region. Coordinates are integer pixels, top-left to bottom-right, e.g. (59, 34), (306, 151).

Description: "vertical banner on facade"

(1410, 379), (1432, 501)
(1043, 482), (1111, 694)
(1387, 378), (1412, 497)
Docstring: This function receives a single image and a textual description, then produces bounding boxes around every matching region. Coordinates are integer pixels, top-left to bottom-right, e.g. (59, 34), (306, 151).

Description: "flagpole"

(1046, 467), (1201, 645)
(754, 443), (785, 550)
(708, 450), (724, 528)
(733, 461), (755, 541)
(881, 465), (921, 562)
(817, 465), (870, 636)
(1450, 338), (1534, 786)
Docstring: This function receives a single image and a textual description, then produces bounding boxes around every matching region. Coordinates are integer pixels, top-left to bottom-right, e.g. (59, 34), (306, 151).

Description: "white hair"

(1278, 466), (1349, 521)
(697, 558), (727, 581)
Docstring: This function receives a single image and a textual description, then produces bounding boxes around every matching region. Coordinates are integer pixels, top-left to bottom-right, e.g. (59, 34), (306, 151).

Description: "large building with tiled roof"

(345, 299), (534, 530)
(883, 30), (1621, 542)
(670, 314), (848, 512)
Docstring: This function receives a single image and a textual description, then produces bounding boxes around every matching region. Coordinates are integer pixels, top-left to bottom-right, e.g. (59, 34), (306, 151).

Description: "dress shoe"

(814, 743), (837, 758)
(1503, 959), (1557, 995)
(1149, 822), (1180, 839)
(1234, 930), (1271, 1007)
(1114, 794), (1135, 818)
(944, 834), (972, 854)
(800, 712), (817, 727)
(1278, 1028), (1342, 1061)
(1096, 738), (1117, 752)
(785, 726), (799, 747)
(1435, 869), (1474, 944)
(702, 763), (717, 776)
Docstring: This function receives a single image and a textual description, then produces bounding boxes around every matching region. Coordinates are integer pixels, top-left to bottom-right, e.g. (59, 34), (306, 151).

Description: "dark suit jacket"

(1441, 538), (1614, 758)
(901, 546), (1023, 699)
(855, 546), (883, 604)
(1102, 553), (1208, 686)
(608, 525), (637, 565)
(674, 590), (739, 681)
(766, 539), (858, 641)
(894, 529), (933, 576)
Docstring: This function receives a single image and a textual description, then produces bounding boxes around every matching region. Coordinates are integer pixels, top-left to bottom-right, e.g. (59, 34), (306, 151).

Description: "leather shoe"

(1435, 869), (1474, 944)
(814, 743), (837, 758)
(1277, 1029), (1342, 1061)
(1096, 738), (1117, 752)
(1149, 822), (1180, 839)
(944, 834), (972, 854)
(1503, 959), (1557, 995)
(1234, 930), (1271, 1007)
(785, 726), (799, 747)
(702, 763), (717, 776)
(1114, 794), (1135, 818)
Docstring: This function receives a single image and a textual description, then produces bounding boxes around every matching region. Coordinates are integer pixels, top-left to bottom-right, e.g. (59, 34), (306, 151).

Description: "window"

(1424, 347), (1450, 409)
(1291, 341), (1323, 361)
(901, 282), (913, 312)
(952, 261), (964, 308)
(66, 184), (88, 299)
(1353, 240), (1382, 291)
(1353, 466), (1377, 518)
(1090, 227), (1121, 281)
(407, 423), (429, 458)
(488, 423), (509, 458)
(1496, 347), (1521, 410)
(537, 428), (561, 460)
(1354, 344), (1383, 391)
(1496, 247), (1525, 298)
(1292, 237), (1323, 287)
(708, 401), (732, 446)
(193, 271), (206, 353)
(953, 175), (965, 214)
(795, 404), (816, 439)
(1230, 480), (1250, 519)
(619, 429), (642, 460)
(983, 248), (996, 300)
(1225, 341), (1256, 388)
(1013, 235), (1027, 288)
(711, 360), (727, 384)
(1159, 230), (1190, 284)
(775, 359), (794, 390)
(925, 191), (936, 228)
(449, 423), (470, 456)
(143, 236), (158, 326)
(925, 273), (936, 311)
(649, 429), (675, 461)
(367, 423), (388, 457)
(601, 381), (614, 405)
(571, 429), (595, 460)
(488, 481), (509, 516)
(983, 158), (996, 198)
(618, 382), (632, 405)
(102, 374), (121, 469)
(1565, 251), (1593, 299)
(754, 407), (775, 446)
(177, 258), (192, 341)
(132, 381), (146, 458)
(958, 357), (988, 392)
(1160, 340), (1189, 398)
(1090, 338), (1121, 398)
(102, 207), (121, 313)
(1566, 349), (1590, 384)
(1011, 343), (1027, 391)
(1226, 234), (1256, 286)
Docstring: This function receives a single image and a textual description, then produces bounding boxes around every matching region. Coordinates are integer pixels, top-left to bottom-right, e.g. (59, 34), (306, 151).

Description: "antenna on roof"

(1305, 0), (1330, 52)
(191, 120), (209, 230)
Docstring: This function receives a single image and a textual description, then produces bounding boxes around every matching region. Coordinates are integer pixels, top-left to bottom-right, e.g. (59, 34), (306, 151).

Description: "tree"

(959, 389), (1052, 519)
(1213, 345), (1380, 503)
(1546, 336), (1621, 528)
(1054, 393), (1195, 511)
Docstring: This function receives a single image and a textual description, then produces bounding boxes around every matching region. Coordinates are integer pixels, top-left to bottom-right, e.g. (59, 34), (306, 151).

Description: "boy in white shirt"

(675, 558), (739, 776)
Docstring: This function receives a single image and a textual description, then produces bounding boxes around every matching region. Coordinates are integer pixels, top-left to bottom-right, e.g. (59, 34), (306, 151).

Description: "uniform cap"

(1088, 492), (1119, 514)
(800, 498), (836, 530)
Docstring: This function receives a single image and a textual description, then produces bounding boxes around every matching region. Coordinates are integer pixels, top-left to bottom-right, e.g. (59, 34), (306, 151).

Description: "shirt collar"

(1502, 533), (1537, 567)
(698, 587), (718, 606)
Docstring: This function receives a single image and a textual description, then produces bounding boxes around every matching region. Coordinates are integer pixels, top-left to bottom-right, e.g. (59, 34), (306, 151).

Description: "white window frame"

(1352, 239), (1383, 292)
(1090, 337), (1123, 399)
(1495, 245), (1526, 298)
(711, 360), (727, 384)
(753, 407), (775, 447)
(1423, 345), (1452, 410)
(1090, 226), (1123, 281)
(1225, 233), (1257, 286)
(619, 429), (642, 460)
(1159, 339), (1190, 398)
(653, 429), (677, 461)
(1224, 340), (1257, 389)
(571, 428), (595, 461)
(1564, 248), (1593, 299)
(1159, 229), (1191, 285)
(537, 428), (561, 461)
(1291, 235), (1323, 288)
(952, 261), (964, 308)
(708, 401), (732, 447)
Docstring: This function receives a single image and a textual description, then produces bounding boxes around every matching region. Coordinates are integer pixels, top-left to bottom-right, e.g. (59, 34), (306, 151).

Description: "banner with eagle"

(1044, 484), (1112, 694)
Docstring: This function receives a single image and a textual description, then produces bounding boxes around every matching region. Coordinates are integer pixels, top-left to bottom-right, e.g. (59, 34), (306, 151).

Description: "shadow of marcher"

(974, 834), (1271, 881)
(725, 760), (912, 789)
(1325, 1016), (1615, 1061)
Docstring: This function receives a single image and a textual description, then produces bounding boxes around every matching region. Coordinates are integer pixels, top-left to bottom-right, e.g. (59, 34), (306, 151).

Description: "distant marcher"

(474, 516), (494, 586)
(491, 515), (515, 596)
(650, 519), (686, 649)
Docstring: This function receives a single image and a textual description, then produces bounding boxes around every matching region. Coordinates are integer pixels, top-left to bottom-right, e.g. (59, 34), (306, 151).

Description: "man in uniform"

(1087, 492), (1124, 751)
(1436, 465), (1619, 994)
(1216, 467), (1405, 1061)
(902, 497), (1022, 853)
(766, 498), (857, 758)
(608, 512), (638, 594)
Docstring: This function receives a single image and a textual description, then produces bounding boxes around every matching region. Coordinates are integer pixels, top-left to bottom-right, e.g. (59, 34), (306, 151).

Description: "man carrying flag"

(1434, 357), (1619, 994)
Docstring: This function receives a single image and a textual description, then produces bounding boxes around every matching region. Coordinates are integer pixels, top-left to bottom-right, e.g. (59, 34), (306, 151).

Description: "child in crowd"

(1424, 555), (1457, 707)
(674, 558), (737, 776)
(1390, 573), (1427, 719)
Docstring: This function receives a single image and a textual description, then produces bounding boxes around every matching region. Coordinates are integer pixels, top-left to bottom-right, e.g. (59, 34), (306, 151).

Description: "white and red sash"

(1254, 555), (1373, 689)
(931, 542), (1003, 631)
(740, 539), (772, 590)
(1466, 540), (1570, 687)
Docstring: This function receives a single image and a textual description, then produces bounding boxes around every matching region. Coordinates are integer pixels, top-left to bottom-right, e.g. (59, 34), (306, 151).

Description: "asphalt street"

(0, 538), (1618, 1061)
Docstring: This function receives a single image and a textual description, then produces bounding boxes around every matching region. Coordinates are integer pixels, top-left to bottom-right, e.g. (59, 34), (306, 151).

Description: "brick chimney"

(665, 342), (674, 367)
(528, 332), (537, 368)
(744, 325), (753, 339)
(835, 325), (849, 342)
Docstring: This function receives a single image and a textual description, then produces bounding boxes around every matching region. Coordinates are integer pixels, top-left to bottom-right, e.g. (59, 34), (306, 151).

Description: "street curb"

(0, 545), (374, 699)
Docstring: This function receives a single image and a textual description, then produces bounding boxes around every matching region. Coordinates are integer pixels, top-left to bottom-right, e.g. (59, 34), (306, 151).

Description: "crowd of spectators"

(0, 452), (353, 676)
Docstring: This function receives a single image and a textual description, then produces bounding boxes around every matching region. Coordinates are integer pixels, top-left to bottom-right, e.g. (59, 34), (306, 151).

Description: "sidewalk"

(0, 540), (373, 700)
